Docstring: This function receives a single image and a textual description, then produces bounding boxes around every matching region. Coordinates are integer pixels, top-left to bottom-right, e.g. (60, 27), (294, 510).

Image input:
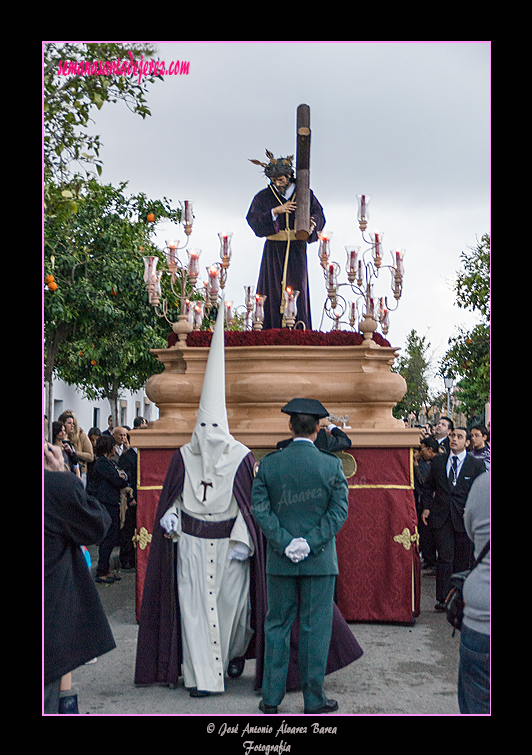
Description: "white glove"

(160, 511), (179, 537)
(284, 537), (310, 563)
(228, 543), (250, 561)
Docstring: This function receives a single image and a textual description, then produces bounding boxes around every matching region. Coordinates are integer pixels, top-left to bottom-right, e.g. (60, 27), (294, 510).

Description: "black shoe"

(227, 657), (245, 678)
(259, 700), (278, 714)
(189, 689), (211, 697)
(58, 693), (79, 714)
(304, 698), (338, 714)
(434, 601), (446, 612)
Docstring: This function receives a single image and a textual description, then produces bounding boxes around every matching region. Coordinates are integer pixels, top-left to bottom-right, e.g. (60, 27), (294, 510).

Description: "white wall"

(49, 377), (158, 434)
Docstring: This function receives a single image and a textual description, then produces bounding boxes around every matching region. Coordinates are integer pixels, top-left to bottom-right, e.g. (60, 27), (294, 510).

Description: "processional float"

(132, 105), (421, 625)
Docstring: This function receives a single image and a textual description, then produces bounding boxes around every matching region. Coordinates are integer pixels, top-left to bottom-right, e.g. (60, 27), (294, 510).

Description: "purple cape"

(246, 183), (325, 330)
(134, 449), (362, 692)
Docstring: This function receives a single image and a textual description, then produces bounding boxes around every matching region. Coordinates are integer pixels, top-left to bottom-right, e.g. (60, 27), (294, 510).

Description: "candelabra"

(143, 201), (237, 342)
(236, 286), (268, 331)
(318, 195), (405, 340)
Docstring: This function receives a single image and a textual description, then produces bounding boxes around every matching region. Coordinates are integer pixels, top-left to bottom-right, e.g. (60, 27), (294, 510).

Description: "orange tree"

(44, 178), (182, 425)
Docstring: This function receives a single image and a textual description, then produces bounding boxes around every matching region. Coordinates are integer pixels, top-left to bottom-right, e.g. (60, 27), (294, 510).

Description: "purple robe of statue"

(134, 449), (362, 693)
(246, 183), (325, 330)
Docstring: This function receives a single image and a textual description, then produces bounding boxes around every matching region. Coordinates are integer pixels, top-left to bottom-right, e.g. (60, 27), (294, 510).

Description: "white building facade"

(49, 377), (158, 434)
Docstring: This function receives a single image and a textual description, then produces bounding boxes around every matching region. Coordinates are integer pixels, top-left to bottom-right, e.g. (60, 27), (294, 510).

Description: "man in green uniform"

(251, 398), (349, 714)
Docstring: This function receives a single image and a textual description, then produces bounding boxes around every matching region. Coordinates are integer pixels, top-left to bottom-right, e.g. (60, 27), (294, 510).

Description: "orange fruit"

(45, 274), (55, 285)
(147, 213), (155, 222)
(48, 281), (58, 291)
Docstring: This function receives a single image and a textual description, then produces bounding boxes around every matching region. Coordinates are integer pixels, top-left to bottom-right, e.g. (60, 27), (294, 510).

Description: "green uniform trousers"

(261, 573), (336, 711)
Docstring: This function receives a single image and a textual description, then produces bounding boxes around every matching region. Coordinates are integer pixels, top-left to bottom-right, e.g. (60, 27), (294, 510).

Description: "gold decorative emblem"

(393, 526), (419, 551)
(335, 451), (357, 479)
(133, 527), (152, 550)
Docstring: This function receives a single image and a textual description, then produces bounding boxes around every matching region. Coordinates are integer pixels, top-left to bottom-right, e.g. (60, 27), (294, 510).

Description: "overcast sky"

(88, 41), (490, 392)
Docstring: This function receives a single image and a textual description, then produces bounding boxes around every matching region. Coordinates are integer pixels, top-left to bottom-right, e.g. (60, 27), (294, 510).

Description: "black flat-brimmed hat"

(281, 398), (328, 418)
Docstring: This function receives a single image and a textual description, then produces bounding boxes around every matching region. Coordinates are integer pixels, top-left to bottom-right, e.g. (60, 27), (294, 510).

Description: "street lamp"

(444, 374), (454, 418)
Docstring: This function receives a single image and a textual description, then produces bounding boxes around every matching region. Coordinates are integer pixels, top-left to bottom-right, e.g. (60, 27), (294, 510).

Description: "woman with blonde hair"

(57, 411), (94, 485)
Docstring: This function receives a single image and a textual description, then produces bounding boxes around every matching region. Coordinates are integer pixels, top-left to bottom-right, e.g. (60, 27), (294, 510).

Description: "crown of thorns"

(249, 150), (294, 178)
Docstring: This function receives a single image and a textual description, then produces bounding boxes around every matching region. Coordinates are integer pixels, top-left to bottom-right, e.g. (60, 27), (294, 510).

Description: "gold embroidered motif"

(133, 527), (152, 550)
(393, 526), (419, 551)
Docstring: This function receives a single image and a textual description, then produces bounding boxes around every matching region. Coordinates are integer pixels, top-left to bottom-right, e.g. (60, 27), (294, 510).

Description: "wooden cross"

(295, 103), (311, 241)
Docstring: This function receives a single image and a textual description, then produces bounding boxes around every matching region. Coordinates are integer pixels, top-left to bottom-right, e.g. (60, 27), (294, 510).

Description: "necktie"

(449, 456), (458, 486)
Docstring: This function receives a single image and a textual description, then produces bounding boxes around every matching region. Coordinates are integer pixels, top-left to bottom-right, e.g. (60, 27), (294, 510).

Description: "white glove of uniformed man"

(228, 543), (251, 561)
(284, 537), (310, 563)
(160, 510), (179, 537)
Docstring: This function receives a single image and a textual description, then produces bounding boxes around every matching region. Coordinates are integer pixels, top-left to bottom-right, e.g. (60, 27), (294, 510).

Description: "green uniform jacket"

(251, 440), (349, 576)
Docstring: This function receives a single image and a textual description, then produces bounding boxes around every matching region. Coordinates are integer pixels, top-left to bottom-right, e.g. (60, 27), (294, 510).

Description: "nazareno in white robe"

(163, 491), (254, 692)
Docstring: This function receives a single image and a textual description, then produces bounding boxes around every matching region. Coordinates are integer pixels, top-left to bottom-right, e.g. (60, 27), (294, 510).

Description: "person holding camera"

(52, 421), (81, 478)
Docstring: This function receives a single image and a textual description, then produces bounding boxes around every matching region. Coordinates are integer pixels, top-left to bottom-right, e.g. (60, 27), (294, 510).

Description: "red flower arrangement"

(168, 329), (390, 348)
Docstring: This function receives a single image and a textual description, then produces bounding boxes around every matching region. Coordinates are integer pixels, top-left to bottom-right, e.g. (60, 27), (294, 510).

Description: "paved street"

(69, 549), (462, 722)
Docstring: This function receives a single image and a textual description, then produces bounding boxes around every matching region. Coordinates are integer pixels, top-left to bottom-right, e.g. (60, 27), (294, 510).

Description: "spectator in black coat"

(44, 443), (116, 714)
(92, 434), (129, 584)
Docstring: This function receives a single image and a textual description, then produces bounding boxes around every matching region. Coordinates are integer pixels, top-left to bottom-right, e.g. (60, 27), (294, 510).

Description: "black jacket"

(276, 427), (352, 453)
(44, 471), (116, 685)
(92, 455), (129, 506)
(421, 453), (486, 532)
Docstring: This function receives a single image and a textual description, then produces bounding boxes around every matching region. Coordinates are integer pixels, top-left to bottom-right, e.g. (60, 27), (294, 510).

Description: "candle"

(284, 287), (299, 317)
(208, 266), (219, 291)
(165, 240), (179, 273)
(187, 249), (201, 278)
(218, 231), (233, 266)
(180, 200), (194, 235)
(356, 194), (371, 229)
(318, 232), (332, 267)
(152, 270), (162, 303)
(395, 248), (405, 276)
(143, 255), (157, 284)
(183, 200), (193, 224)
(254, 294), (266, 321)
(225, 300), (233, 326)
(193, 301), (204, 328)
(372, 231), (383, 267)
(185, 298), (194, 325)
(244, 286), (254, 308)
(346, 247), (358, 272)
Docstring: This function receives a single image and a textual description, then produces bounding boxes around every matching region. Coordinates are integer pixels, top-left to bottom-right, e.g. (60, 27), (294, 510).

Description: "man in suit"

(251, 398), (349, 715)
(421, 427), (486, 611)
(433, 416), (453, 454)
